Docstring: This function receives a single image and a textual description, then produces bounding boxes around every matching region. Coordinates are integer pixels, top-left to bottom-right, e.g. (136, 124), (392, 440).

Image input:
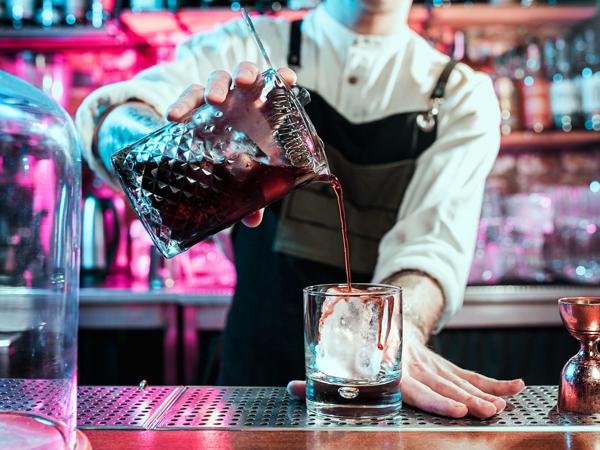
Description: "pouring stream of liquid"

(330, 175), (351, 292)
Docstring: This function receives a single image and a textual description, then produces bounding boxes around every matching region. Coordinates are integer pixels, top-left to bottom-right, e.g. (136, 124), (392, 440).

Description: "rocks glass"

(304, 284), (402, 418)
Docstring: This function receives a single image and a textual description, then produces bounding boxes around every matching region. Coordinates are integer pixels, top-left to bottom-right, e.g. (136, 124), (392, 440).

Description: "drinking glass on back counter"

(304, 284), (402, 418)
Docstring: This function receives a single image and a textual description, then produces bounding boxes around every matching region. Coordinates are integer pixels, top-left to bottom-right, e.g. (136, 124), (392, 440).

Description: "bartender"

(76, 0), (525, 419)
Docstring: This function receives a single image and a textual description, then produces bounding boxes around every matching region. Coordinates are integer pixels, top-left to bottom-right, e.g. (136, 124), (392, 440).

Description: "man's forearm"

(94, 101), (165, 175)
(383, 270), (444, 344)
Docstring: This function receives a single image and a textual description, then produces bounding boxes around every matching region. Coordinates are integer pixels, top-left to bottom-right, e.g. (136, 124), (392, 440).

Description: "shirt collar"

(313, 4), (409, 55)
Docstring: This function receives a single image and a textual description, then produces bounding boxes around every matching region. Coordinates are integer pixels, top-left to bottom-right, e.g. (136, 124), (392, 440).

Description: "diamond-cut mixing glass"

(112, 69), (329, 258)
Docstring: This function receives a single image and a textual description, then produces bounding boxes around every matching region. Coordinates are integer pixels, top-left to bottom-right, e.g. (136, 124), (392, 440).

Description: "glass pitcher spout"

(268, 69), (329, 178)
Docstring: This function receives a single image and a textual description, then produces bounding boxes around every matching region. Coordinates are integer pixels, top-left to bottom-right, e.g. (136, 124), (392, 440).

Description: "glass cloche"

(0, 71), (81, 449)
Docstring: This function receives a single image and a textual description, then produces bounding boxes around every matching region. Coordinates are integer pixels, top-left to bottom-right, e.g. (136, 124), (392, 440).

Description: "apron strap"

(287, 19), (303, 69)
(416, 59), (457, 133)
(431, 59), (458, 100)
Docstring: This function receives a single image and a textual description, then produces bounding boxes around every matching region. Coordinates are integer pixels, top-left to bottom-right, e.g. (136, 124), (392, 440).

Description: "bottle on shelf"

(34, 0), (61, 27)
(84, 0), (107, 28)
(64, 0), (87, 25)
(7, 0), (101, 27)
(452, 30), (493, 73)
(129, 0), (180, 12)
(129, 0), (165, 12)
(287, 0), (321, 9)
(494, 51), (522, 135)
(547, 36), (582, 132)
(579, 29), (600, 131)
(520, 38), (553, 133)
(5, 0), (36, 28)
(255, 0), (284, 14)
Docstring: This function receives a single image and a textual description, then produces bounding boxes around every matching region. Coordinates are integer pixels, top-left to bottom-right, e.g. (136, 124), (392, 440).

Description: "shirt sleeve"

(74, 16), (287, 185)
(372, 68), (501, 332)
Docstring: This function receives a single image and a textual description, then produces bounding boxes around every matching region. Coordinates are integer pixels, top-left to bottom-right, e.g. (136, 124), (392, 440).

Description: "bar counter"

(84, 429), (599, 450)
(70, 385), (600, 450)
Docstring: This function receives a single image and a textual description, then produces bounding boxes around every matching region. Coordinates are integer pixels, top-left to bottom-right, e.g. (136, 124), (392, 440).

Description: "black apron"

(218, 20), (456, 386)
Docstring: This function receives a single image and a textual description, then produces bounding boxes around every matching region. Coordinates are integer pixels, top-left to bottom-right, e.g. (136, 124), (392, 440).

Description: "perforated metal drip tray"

(78, 386), (182, 429)
(151, 386), (600, 431)
(71, 386), (600, 431)
(0, 380), (181, 430)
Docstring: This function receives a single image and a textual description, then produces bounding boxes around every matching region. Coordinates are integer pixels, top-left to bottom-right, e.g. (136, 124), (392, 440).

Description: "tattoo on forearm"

(97, 102), (165, 175)
(383, 270), (444, 342)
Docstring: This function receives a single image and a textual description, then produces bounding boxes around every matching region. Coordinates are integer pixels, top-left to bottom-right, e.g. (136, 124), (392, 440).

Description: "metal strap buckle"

(416, 97), (443, 132)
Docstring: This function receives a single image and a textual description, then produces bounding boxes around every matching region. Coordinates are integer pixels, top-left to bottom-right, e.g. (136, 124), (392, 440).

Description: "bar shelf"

(1, 4), (596, 52)
(501, 131), (600, 151)
(428, 4), (597, 28)
(0, 22), (138, 51)
(172, 5), (598, 29)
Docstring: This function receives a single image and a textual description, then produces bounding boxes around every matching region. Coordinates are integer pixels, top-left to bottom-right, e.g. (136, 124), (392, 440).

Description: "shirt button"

(348, 76), (359, 85)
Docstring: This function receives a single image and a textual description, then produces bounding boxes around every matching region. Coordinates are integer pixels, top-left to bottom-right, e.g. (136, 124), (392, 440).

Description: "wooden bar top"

(84, 429), (600, 450)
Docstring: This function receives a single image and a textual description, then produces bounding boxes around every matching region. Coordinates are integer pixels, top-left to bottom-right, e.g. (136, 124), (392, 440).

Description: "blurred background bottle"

(547, 36), (582, 132)
(287, 0), (320, 8)
(87, 0), (106, 27)
(64, 0), (87, 25)
(494, 50), (522, 135)
(579, 29), (600, 131)
(129, 0), (166, 12)
(2, 0), (108, 27)
(34, 0), (61, 27)
(520, 38), (552, 133)
(5, 0), (36, 27)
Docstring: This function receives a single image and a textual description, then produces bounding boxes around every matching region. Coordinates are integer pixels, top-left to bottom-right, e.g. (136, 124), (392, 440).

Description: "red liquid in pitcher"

(152, 158), (314, 248)
(114, 146), (317, 257)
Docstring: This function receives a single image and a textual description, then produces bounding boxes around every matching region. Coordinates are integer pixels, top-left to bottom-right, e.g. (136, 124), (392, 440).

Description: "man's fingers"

(453, 368), (525, 397)
(167, 84), (205, 121)
(241, 209), (264, 228)
(287, 380), (306, 399)
(277, 67), (297, 86)
(410, 365), (497, 419)
(443, 370), (507, 413)
(205, 70), (232, 104)
(167, 66), (296, 121)
(401, 376), (468, 418)
(233, 61), (260, 87)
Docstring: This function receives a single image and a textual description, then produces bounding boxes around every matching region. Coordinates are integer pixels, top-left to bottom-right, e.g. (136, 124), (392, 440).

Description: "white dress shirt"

(76, 5), (501, 330)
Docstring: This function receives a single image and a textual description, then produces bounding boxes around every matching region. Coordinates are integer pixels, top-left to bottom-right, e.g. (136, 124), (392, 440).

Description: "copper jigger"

(558, 297), (600, 414)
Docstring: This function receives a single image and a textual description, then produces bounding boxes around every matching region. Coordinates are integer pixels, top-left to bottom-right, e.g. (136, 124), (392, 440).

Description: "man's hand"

(166, 61), (297, 229)
(287, 324), (524, 419)
(398, 323), (524, 418)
